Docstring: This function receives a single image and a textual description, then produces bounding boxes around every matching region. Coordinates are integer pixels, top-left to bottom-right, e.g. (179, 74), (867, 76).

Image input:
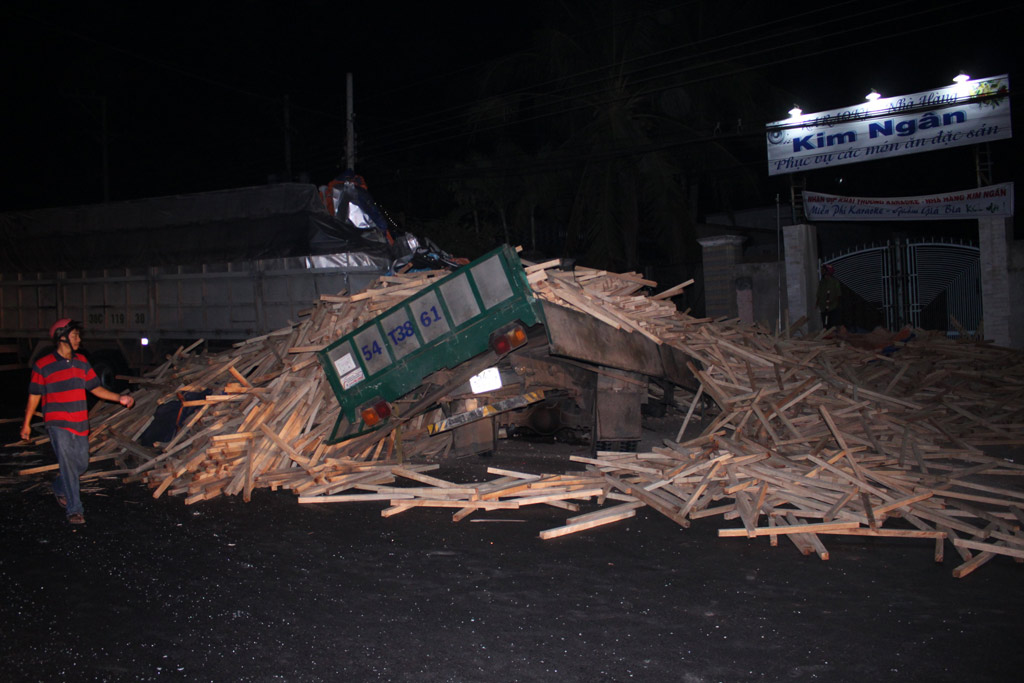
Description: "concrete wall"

(698, 228), (809, 335)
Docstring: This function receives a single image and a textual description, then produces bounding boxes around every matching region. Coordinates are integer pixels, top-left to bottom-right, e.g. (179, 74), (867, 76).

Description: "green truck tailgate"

(318, 245), (545, 443)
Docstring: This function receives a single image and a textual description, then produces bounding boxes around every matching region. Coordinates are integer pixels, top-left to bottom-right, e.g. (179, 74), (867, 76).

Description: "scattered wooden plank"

(539, 503), (641, 539)
(718, 521), (860, 538)
(8, 252), (1015, 582)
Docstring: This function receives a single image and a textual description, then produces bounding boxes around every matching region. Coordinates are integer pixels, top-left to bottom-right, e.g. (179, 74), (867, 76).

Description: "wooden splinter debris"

(12, 249), (1017, 580)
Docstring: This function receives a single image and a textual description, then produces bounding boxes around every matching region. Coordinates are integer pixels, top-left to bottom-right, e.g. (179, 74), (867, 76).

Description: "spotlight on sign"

(952, 72), (972, 96)
(788, 105), (802, 118)
(865, 89), (881, 102)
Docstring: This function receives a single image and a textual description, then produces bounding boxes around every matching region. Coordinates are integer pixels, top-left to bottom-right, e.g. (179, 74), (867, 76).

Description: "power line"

(354, 1), (986, 162)
(358, 0), (870, 141)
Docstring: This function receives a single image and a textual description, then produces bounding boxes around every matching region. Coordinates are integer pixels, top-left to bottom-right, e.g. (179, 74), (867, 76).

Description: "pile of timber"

(16, 256), (1024, 577)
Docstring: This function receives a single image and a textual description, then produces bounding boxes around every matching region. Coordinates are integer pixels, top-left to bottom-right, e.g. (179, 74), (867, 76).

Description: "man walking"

(20, 319), (134, 525)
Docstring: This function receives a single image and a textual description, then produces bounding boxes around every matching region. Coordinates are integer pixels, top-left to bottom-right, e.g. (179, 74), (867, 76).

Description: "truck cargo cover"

(0, 184), (390, 273)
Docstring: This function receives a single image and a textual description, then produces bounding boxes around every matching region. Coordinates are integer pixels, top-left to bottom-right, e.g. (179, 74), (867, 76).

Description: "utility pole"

(99, 95), (110, 202)
(283, 95), (292, 182)
(346, 73), (355, 172)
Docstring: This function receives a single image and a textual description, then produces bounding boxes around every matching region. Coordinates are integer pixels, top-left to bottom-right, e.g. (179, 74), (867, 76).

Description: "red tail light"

(490, 323), (528, 355)
(360, 398), (392, 427)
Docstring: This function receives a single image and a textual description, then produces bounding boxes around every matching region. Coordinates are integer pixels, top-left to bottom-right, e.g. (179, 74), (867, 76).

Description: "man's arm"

(90, 386), (135, 409)
(21, 394), (42, 442)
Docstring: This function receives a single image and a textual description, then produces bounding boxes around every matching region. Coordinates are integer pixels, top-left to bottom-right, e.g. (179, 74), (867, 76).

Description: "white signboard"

(766, 75), (1011, 176)
(803, 183), (1014, 222)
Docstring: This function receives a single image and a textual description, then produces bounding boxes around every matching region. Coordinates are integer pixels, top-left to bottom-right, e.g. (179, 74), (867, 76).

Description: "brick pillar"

(783, 223), (819, 332)
(698, 235), (745, 318)
(978, 216), (1014, 347)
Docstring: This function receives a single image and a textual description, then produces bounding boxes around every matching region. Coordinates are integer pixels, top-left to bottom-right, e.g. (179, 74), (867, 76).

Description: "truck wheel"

(87, 350), (130, 393)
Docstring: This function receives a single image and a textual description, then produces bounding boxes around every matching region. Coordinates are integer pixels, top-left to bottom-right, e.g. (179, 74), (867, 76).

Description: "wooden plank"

(524, 258), (562, 274)
(258, 423), (311, 469)
(718, 521), (860, 537)
(298, 493), (414, 503)
(952, 538), (1024, 560)
(485, 467), (542, 480)
(513, 488), (604, 506)
(814, 528), (945, 539)
(565, 501), (645, 525)
(390, 466), (456, 489)
(19, 452), (118, 475)
(953, 551), (997, 579)
(384, 499), (521, 510)
(604, 474), (690, 529)
(786, 512), (829, 560)
(651, 279), (694, 300)
(678, 460), (727, 518)
(539, 504), (640, 539)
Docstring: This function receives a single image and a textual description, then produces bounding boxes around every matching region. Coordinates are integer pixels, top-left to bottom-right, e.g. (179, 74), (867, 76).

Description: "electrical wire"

(358, 0), (989, 161)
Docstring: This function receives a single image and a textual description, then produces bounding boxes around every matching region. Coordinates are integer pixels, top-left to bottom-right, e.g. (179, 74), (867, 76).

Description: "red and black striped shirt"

(28, 352), (100, 436)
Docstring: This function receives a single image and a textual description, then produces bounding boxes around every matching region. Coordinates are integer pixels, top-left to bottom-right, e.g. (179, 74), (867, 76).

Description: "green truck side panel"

(318, 245), (546, 443)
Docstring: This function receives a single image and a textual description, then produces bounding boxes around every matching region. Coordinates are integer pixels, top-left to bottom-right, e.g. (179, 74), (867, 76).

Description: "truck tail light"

(360, 398), (392, 427)
(490, 323), (528, 355)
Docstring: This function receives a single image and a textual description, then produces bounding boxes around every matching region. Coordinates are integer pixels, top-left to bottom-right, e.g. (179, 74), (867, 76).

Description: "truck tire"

(86, 350), (130, 393)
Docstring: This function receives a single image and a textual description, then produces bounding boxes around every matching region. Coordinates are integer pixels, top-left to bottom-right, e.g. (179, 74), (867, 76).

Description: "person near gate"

(20, 319), (135, 525)
(816, 264), (842, 330)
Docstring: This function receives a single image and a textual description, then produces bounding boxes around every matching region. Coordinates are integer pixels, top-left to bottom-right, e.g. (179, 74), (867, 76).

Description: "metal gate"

(822, 238), (981, 336)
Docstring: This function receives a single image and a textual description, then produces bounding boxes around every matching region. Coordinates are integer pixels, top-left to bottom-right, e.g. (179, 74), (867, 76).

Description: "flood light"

(788, 105), (802, 118)
(865, 89), (881, 102)
(952, 72), (972, 96)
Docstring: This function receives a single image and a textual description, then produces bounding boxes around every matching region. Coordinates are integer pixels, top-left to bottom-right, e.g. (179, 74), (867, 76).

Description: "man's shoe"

(68, 513), (85, 525)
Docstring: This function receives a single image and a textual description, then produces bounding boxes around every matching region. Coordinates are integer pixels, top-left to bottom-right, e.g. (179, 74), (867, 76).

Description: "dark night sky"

(1, 1), (1020, 221)
(1, 1), (541, 207)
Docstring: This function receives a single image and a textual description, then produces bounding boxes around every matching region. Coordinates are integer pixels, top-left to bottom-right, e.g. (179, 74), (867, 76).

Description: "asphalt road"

(2, 416), (1022, 682)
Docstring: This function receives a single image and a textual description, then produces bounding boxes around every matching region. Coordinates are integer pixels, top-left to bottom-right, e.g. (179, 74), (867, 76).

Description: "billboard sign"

(765, 75), (1011, 176)
(803, 183), (1014, 222)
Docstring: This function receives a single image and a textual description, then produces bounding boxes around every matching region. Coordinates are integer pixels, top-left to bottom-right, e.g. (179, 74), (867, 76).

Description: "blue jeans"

(48, 426), (90, 517)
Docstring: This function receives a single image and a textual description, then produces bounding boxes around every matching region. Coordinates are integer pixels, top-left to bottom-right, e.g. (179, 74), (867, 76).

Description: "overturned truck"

(317, 244), (695, 454)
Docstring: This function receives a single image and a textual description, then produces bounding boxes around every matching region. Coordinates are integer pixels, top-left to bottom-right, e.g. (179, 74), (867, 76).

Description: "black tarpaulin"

(0, 183), (390, 273)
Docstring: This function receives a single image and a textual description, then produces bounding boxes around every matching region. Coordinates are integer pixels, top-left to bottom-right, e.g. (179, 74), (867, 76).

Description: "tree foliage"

(447, 1), (769, 273)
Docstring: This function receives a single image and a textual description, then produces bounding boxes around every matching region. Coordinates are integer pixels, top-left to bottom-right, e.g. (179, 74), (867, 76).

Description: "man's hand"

(22, 394), (41, 443)
(91, 386), (134, 408)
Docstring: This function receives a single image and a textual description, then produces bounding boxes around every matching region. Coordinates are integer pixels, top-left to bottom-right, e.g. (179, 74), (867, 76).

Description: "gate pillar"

(978, 216), (1017, 348)
(783, 223), (819, 332)
(698, 235), (745, 319)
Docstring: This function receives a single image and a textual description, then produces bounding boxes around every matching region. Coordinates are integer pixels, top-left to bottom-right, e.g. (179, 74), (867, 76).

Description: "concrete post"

(698, 235), (745, 318)
(783, 223), (819, 332)
(736, 277), (754, 325)
(977, 216), (1013, 347)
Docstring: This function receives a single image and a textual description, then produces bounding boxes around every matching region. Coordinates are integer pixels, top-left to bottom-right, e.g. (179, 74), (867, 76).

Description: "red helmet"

(49, 318), (82, 344)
